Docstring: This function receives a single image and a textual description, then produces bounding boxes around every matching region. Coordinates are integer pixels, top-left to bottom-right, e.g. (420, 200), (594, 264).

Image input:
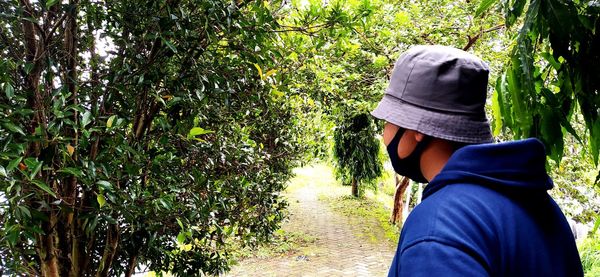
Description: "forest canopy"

(0, 0), (599, 275)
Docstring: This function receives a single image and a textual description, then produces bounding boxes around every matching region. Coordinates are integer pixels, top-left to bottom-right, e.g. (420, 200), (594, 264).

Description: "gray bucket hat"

(371, 45), (493, 144)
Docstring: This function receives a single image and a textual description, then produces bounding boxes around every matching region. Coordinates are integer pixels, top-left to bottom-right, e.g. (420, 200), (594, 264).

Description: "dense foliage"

(481, 0), (600, 227)
(549, 131), (600, 224)
(0, 0), (300, 275)
(486, 0), (600, 163)
(279, 0), (508, 195)
(1, 0), (599, 275)
(332, 112), (382, 197)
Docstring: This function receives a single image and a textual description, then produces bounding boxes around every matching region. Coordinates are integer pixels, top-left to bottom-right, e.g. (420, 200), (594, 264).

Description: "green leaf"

(5, 225), (20, 245)
(23, 157), (39, 171)
(21, 17), (39, 24)
(475, 0), (498, 17)
(540, 108), (563, 162)
(17, 205), (31, 219)
(491, 90), (503, 136)
(271, 88), (284, 98)
(0, 165), (6, 177)
(106, 115), (117, 128)
(592, 121), (600, 165)
(540, 52), (561, 70)
(24, 63), (34, 74)
(4, 82), (14, 99)
(46, 0), (59, 9)
(7, 157), (22, 171)
(579, 14), (594, 31)
(104, 215), (117, 224)
(539, 88), (582, 144)
(31, 179), (57, 198)
(506, 0), (528, 27)
(58, 167), (84, 177)
(188, 127), (214, 139)
(2, 122), (26, 135)
(97, 194), (106, 208)
(177, 232), (186, 244)
(96, 180), (112, 191)
(592, 214), (600, 234)
(254, 63), (264, 80)
(30, 159), (43, 179)
(81, 111), (92, 128)
(159, 197), (171, 209)
(85, 216), (99, 235)
(162, 37), (177, 53)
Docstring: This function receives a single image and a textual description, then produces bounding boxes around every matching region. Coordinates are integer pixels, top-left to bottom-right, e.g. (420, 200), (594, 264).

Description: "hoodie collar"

(423, 138), (553, 200)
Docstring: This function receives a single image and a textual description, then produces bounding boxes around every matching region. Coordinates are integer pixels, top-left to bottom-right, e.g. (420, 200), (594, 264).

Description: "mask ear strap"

(389, 127), (405, 146)
(390, 128), (430, 152)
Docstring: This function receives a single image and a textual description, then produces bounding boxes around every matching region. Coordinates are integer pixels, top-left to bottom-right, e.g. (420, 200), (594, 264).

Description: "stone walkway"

(227, 179), (396, 276)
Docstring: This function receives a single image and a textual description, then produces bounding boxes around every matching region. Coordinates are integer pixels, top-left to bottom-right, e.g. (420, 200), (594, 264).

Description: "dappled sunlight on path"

(227, 165), (396, 276)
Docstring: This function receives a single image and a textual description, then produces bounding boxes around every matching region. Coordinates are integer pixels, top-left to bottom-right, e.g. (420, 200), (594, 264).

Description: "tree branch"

(45, 12), (69, 44)
(463, 24), (505, 51)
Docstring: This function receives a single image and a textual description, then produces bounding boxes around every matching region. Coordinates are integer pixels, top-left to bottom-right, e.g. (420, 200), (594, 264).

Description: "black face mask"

(386, 128), (431, 183)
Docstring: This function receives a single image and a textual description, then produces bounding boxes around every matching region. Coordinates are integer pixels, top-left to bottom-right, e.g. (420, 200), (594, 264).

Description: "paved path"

(227, 180), (396, 276)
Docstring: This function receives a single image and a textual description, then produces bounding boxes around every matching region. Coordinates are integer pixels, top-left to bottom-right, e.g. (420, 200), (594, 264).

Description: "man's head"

(372, 45), (492, 182)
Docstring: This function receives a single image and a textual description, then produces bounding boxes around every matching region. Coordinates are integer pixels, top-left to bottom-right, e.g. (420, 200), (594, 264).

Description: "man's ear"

(414, 131), (425, 142)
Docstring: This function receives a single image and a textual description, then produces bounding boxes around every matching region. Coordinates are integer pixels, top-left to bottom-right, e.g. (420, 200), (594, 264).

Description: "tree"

(485, 0), (600, 163)
(333, 112), (382, 197)
(0, 0), (300, 275)
(278, 0), (508, 195)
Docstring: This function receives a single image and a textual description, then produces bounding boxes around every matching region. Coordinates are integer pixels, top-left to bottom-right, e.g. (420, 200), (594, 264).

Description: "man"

(371, 45), (583, 276)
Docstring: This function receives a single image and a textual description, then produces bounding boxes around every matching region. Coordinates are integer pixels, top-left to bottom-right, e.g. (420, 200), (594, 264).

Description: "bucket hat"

(371, 45), (493, 144)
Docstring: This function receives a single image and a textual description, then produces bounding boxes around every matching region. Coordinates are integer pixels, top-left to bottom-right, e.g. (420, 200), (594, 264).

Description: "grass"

(321, 194), (400, 244)
(286, 164), (347, 197)
(229, 229), (318, 261)
(579, 234), (600, 276)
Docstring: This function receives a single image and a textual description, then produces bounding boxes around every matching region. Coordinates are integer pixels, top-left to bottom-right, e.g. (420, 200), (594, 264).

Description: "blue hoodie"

(389, 138), (583, 276)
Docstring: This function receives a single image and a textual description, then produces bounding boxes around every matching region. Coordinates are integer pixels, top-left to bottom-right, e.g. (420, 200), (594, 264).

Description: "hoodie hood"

(423, 138), (553, 200)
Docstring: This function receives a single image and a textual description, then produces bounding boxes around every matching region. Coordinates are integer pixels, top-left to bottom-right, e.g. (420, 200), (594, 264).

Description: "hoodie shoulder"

(396, 180), (582, 276)
(397, 184), (501, 274)
(400, 184), (501, 250)
(424, 139), (553, 199)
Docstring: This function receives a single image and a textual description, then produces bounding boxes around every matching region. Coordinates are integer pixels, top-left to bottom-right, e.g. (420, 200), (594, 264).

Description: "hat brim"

(371, 95), (493, 144)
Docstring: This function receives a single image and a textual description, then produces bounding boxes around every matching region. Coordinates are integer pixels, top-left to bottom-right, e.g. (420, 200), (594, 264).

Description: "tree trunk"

(20, 1), (58, 276)
(96, 224), (120, 277)
(38, 211), (60, 277)
(62, 2), (81, 276)
(125, 255), (138, 277)
(390, 175), (410, 225)
(351, 177), (359, 197)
